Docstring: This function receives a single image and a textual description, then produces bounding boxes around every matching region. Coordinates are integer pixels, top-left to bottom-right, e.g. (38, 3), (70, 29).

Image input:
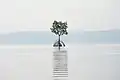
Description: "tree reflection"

(53, 50), (68, 80)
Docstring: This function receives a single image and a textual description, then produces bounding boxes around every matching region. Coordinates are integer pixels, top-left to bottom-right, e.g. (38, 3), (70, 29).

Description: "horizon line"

(0, 29), (120, 35)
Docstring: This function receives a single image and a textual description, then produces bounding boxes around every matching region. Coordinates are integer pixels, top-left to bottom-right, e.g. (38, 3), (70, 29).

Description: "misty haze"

(0, 0), (120, 79)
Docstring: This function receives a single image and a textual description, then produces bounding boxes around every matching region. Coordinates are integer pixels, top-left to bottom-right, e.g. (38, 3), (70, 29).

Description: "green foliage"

(50, 20), (68, 36)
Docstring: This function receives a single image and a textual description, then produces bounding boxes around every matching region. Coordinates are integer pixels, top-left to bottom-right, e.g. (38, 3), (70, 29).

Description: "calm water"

(0, 44), (120, 80)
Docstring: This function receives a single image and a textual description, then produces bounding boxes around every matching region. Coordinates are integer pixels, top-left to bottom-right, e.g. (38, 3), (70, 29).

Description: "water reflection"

(53, 50), (68, 80)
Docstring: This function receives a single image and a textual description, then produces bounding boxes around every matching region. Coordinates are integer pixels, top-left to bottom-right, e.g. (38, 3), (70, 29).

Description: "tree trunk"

(58, 35), (60, 50)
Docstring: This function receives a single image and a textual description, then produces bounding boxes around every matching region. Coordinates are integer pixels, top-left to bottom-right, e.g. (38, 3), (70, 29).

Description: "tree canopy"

(50, 20), (68, 36)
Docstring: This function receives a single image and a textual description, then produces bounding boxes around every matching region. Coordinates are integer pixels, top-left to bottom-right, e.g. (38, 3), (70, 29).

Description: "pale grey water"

(0, 44), (120, 80)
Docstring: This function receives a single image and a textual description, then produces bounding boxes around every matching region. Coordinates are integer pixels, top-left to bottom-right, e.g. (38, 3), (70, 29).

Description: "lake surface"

(0, 44), (120, 80)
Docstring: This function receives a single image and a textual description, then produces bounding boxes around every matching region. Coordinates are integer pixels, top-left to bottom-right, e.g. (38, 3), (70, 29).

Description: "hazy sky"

(0, 0), (120, 33)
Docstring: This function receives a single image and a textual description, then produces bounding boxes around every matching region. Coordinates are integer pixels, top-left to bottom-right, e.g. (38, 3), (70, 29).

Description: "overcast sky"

(0, 0), (120, 33)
